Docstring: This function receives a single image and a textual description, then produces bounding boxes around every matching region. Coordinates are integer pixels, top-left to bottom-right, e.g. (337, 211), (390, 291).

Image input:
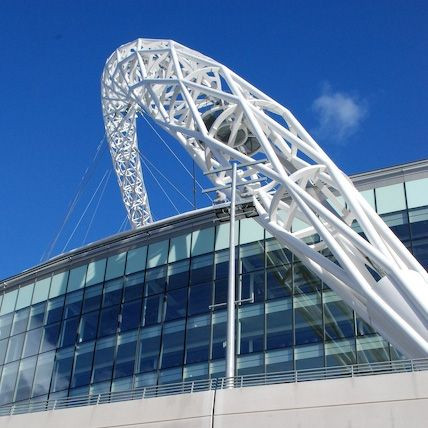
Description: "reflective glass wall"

(0, 177), (427, 405)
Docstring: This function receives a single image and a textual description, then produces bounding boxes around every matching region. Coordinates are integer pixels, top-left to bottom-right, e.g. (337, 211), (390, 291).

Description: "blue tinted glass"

(15, 355), (37, 401)
(22, 327), (42, 358)
(51, 347), (74, 392)
(266, 298), (292, 350)
(240, 241), (265, 273)
(266, 266), (292, 299)
(137, 325), (161, 373)
(123, 272), (145, 301)
(294, 263), (321, 294)
(32, 351), (55, 398)
(325, 339), (356, 366)
(161, 320), (185, 369)
(212, 311), (226, 360)
(167, 260), (189, 290)
(142, 295), (164, 326)
(45, 296), (64, 324)
(59, 317), (79, 348)
(214, 279), (227, 305)
(214, 250), (230, 280)
(159, 367), (182, 385)
(145, 267), (166, 296)
(114, 330), (138, 378)
(63, 290), (83, 319)
(165, 288), (187, 321)
(28, 302), (46, 330)
(294, 293), (323, 345)
(188, 283), (212, 316)
(82, 284), (102, 313)
(190, 254), (213, 285)
(0, 361), (19, 405)
(71, 341), (95, 388)
(5, 332), (25, 363)
(78, 311), (99, 342)
(265, 238), (292, 268)
(238, 304), (264, 354)
(121, 300), (141, 332)
(0, 338), (7, 365)
(98, 305), (119, 337)
(11, 307), (30, 335)
(0, 313), (13, 340)
(412, 237), (428, 268)
(241, 271), (265, 302)
(185, 315), (210, 364)
(40, 322), (61, 352)
(102, 279), (123, 307)
(381, 211), (410, 241)
(92, 336), (116, 383)
(324, 293), (355, 340)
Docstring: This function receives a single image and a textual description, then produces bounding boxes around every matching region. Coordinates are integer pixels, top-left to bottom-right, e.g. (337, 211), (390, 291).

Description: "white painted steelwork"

(102, 39), (428, 357)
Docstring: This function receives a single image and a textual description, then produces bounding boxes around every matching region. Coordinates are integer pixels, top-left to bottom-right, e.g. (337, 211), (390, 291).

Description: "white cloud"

(312, 84), (367, 143)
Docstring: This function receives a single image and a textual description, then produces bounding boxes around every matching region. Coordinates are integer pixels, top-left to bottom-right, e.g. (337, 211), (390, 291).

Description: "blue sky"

(0, 1), (427, 279)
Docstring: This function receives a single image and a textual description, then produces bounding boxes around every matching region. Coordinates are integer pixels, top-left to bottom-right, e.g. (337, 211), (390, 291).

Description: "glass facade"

(0, 173), (427, 406)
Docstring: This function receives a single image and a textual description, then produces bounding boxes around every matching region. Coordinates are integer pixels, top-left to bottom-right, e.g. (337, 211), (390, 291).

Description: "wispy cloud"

(312, 83), (367, 143)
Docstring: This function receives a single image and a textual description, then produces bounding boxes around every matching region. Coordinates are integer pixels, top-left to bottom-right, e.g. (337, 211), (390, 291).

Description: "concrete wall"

(3, 371), (428, 428)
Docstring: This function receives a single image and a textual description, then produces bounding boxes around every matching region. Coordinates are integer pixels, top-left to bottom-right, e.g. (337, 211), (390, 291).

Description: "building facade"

(0, 159), (427, 407)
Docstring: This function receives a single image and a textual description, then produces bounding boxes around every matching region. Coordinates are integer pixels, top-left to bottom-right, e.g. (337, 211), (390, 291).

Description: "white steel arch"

(101, 38), (428, 358)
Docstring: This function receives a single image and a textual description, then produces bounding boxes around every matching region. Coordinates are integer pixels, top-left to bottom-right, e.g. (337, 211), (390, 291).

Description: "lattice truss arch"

(102, 38), (428, 358)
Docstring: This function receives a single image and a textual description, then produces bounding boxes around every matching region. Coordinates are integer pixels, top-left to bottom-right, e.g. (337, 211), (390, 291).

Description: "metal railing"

(1, 357), (427, 417)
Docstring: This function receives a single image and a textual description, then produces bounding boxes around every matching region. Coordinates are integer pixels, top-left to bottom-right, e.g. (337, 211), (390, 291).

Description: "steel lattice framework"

(102, 39), (428, 358)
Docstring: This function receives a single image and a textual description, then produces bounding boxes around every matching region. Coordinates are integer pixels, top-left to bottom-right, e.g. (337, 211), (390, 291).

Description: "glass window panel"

(240, 271), (265, 302)
(160, 319), (185, 369)
(412, 237), (428, 268)
(324, 290), (355, 340)
(265, 238), (292, 268)
(356, 316), (376, 336)
(190, 254), (214, 285)
(15, 356), (37, 401)
(45, 296), (65, 324)
(215, 223), (238, 251)
(165, 288), (187, 321)
(28, 302), (46, 330)
(63, 290), (83, 319)
(123, 272), (145, 302)
(356, 335), (390, 363)
(147, 240), (169, 268)
(214, 249), (237, 280)
(0, 361), (19, 405)
(92, 336), (116, 383)
(214, 278), (228, 306)
(114, 330), (138, 379)
(1, 289), (18, 316)
(0, 313), (13, 340)
(375, 183), (406, 214)
(266, 348), (293, 373)
(158, 367), (181, 385)
(137, 325), (161, 373)
(359, 189), (376, 210)
(11, 307), (29, 335)
(120, 300), (142, 332)
(40, 322), (61, 352)
(89, 381), (111, 395)
(134, 371), (157, 388)
(0, 338), (7, 365)
(22, 327), (42, 358)
(295, 343), (324, 370)
(142, 294), (164, 326)
(212, 310), (227, 360)
(167, 260), (189, 290)
(32, 351), (55, 398)
(238, 303), (264, 354)
(71, 341), (95, 388)
(294, 263), (321, 294)
(32, 277), (51, 305)
(240, 218), (264, 245)
(266, 266), (293, 299)
(294, 293), (323, 345)
(51, 346), (74, 392)
(49, 272), (69, 298)
(380, 211), (410, 241)
(69, 384), (89, 397)
(105, 252), (126, 280)
(409, 206), (428, 240)
(191, 227), (214, 256)
(183, 362), (208, 381)
(16, 283), (34, 310)
(188, 282), (212, 316)
(145, 267), (166, 296)
(169, 234), (191, 262)
(85, 259), (106, 286)
(325, 338), (356, 366)
(266, 298), (292, 350)
(240, 241), (264, 273)
(405, 177), (428, 209)
(82, 284), (102, 313)
(98, 305), (120, 338)
(237, 353), (264, 376)
(111, 376), (133, 392)
(78, 311), (99, 342)
(126, 246), (147, 275)
(68, 265), (87, 292)
(209, 359), (225, 378)
(5, 333), (25, 363)
(102, 278), (123, 307)
(185, 315), (210, 364)
(59, 316), (79, 348)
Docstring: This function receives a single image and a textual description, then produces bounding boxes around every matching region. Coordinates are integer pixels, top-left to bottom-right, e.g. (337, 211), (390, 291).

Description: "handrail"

(1, 357), (427, 417)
